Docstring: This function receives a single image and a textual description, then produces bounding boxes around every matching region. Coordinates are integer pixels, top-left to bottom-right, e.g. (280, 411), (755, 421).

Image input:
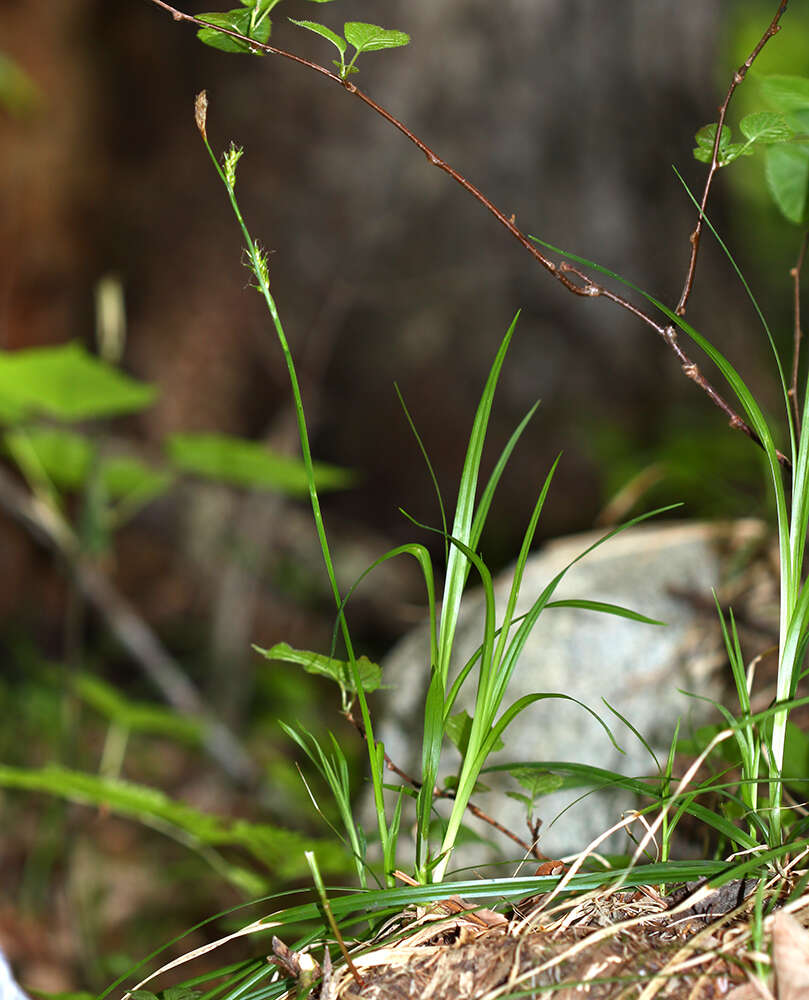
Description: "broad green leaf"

(2, 427), (172, 505)
(445, 710), (503, 755)
(254, 641), (381, 693)
(343, 22), (410, 54)
(99, 455), (174, 507)
(692, 123), (731, 164)
(739, 111), (793, 145)
(0, 343), (155, 423)
(288, 18), (346, 55)
(786, 108), (809, 134)
(765, 142), (809, 224)
(4, 426), (92, 488)
(196, 9), (271, 53)
(166, 431), (353, 495)
(507, 765), (564, 799)
(760, 74), (809, 114)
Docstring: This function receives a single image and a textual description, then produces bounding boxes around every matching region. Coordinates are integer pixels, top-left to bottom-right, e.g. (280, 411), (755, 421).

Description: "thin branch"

(559, 262), (791, 469)
(675, 0), (790, 317)
(144, 0), (792, 474)
(0, 463), (258, 786)
(789, 231), (809, 432)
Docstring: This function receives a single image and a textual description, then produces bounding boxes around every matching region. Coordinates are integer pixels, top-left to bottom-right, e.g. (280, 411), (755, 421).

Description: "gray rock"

(371, 519), (765, 870)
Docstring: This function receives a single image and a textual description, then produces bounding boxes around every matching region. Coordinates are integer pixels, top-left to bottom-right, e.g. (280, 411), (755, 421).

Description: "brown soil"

(281, 872), (809, 1000)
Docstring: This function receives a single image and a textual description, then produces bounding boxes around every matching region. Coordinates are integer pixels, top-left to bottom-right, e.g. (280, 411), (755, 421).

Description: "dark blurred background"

(0, 0), (807, 990)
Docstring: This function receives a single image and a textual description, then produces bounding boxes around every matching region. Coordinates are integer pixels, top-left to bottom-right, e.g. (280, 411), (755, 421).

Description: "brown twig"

(559, 262), (791, 469)
(675, 0), (790, 317)
(789, 231), (809, 432)
(144, 0), (790, 470)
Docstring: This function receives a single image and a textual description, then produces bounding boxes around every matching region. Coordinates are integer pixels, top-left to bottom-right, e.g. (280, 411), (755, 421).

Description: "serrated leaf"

(760, 74), (809, 114)
(163, 989), (201, 1000)
(739, 111), (793, 145)
(166, 431), (353, 495)
(343, 22), (410, 54)
(507, 765), (564, 799)
(445, 710), (503, 755)
(254, 641), (381, 693)
(0, 343), (155, 424)
(289, 18), (346, 55)
(765, 142), (809, 224)
(693, 123), (737, 165)
(720, 142), (755, 166)
(196, 9), (271, 53)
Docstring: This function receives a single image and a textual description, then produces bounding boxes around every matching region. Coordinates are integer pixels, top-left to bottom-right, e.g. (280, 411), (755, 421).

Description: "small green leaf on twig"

(692, 123), (751, 166)
(739, 111), (793, 145)
(196, 7), (271, 54)
(289, 19), (347, 56)
(254, 641), (382, 694)
(343, 22), (410, 54)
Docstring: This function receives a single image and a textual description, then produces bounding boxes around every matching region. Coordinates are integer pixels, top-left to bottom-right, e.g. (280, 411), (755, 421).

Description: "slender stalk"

(675, 0), (790, 316)
(195, 102), (393, 873)
(789, 231), (809, 432)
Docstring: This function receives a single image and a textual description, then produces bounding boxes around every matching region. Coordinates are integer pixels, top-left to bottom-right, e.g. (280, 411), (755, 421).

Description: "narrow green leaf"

(70, 672), (204, 744)
(254, 641), (381, 693)
(739, 111), (793, 144)
(166, 431), (353, 495)
(544, 598), (665, 626)
(0, 343), (155, 423)
(343, 22), (410, 54)
(288, 18), (346, 55)
(0, 763), (347, 879)
(765, 142), (809, 224)
(760, 74), (809, 114)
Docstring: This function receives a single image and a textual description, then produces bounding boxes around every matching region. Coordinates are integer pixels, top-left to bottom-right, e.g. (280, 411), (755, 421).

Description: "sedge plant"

(95, 8), (809, 995)
(153, 0), (809, 892)
(200, 100), (667, 884)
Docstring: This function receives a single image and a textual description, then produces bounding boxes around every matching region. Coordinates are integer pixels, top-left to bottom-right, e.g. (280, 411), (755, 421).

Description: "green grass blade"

(468, 401), (540, 556)
(436, 314), (519, 686)
(394, 382), (448, 562)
